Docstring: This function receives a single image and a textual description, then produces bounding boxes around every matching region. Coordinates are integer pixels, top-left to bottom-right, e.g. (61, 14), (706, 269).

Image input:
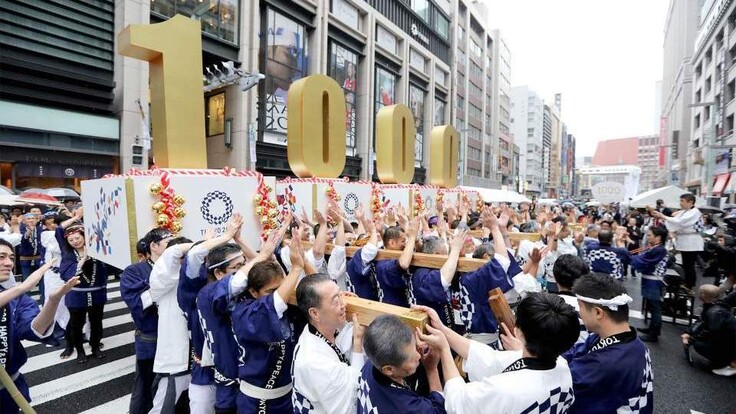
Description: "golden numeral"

(287, 74), (347, 178)
(118, 15), (207, 168)
(375, 104), (416, 184)
(429, 125), (459, 188)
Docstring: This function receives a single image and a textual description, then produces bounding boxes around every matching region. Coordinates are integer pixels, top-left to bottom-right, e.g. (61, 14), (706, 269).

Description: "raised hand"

(450, 229), (468, 252)
(204, 228), (216, 241)
(52, 276), (81, 301)
(406, 217), (420, 239)
(289, 230), (306, 269)
(226, 213), (244, 238)
(314, 209), (327, 226)
(481, 206), (498, 229)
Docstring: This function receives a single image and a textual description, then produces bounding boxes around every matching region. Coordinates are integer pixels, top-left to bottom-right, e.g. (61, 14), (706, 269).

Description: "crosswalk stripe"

(24, 330), (135, 373)
(29, 355), (137, 406)
(78, 394), (131, 414)
(21, 306), (133, 349)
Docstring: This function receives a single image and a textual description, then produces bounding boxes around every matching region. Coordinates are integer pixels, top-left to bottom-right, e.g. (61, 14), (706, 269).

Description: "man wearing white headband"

(563, 273), (654, 414)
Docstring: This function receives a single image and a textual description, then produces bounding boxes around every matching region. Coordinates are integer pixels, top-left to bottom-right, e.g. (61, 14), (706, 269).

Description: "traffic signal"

(132, 144), (144, 166)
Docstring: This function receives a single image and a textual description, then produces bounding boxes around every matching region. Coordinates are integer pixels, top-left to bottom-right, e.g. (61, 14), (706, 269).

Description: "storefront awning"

(712, 173), (731, 196)
(726, 172), (736, 194)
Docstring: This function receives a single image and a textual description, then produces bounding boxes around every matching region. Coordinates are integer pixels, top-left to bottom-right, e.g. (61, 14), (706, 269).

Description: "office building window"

(410, 84), (426, 164)
(328, 41), (358, 155)
(152, 0), (239, 44)
(262, 8), (309, 144)
(434, 98), (446, 125)
(411, 0), (430, 21)
(375, 66), (397, 147)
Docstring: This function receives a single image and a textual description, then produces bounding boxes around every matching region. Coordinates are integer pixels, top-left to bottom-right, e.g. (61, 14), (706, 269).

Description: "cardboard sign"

(315, 181), (372, 221)
(381, 185), (412, 212)
(275, 181), (315, 216)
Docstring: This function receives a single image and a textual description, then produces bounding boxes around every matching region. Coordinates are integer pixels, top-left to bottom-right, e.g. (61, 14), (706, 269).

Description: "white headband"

(208, 252), (244, 270)
(575, 293), (633, 311)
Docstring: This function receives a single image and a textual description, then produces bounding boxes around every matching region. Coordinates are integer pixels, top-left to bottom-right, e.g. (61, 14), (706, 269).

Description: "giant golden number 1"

(118, 15), (207, 169)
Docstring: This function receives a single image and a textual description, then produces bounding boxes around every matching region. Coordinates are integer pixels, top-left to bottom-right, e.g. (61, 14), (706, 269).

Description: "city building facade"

(491, 30), (513, 188)
(687, 0), (736, 198)
(510, 85), (545, 196)
(543, 103), (561, 198)
(0, 0), (120, 190)
(451, 0), (501, 188)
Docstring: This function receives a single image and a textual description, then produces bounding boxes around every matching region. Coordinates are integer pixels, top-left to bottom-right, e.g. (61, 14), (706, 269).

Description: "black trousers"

(67, 304), (105, 354)
(129, 358), (156, 414)
(681, 251), (700, 289)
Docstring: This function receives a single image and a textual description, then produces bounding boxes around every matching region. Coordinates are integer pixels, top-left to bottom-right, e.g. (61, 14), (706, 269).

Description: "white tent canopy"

(459, 186), (532, 204)
(629, 186), (706, 209)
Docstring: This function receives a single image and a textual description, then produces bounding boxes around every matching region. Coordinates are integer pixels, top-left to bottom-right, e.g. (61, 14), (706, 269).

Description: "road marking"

(21, 310), (132, 349)
(79, 394), (132, 414)
(24, 330), (135, 373)
(29, 355), (136, 406)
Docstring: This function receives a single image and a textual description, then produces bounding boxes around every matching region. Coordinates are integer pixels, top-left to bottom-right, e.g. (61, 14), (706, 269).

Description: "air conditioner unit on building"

(693, 148), (704, 165)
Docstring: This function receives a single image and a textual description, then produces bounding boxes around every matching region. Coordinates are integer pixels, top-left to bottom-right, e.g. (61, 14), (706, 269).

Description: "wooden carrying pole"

(0, 366), (36, 413)
(344, 296), (427, 331)
(488, 287), (515, 334)
(305, 242), (488, 272)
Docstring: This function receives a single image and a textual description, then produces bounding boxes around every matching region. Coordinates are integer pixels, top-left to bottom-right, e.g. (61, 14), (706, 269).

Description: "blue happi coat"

(120, 260), (158, 359)
(357, 362), (446, 414)
(0, 289), (53, 412)
(197, 274), (240, 408)
(231, 293), (302, 414)
(177, 260), (213, 386)
(584, 242), (631, 280)
(564, 329), (654, 414)
(346, 248), (379, 301)
(56, 228), (108, 309)
(18, 223), (42, 258)
(374, 259), (414, 307)
(453, 251), (520, 334)
(631, 245), (668, 302)
(412, 267), (454, 327)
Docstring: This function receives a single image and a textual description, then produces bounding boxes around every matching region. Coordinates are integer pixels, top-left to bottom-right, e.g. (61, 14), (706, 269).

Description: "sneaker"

(712, 366), (736, 377)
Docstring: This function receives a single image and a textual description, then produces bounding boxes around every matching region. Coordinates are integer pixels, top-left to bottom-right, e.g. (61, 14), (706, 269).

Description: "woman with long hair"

(56, 208), (108, 363)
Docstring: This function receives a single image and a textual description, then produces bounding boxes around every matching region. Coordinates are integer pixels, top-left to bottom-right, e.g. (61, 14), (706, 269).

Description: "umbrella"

(45, 188), (80, 199)
(629, 186), (706, 209)
(0, 186), (14, 196)
(16, 191), (61, 206)
(0, 195), (21, 207)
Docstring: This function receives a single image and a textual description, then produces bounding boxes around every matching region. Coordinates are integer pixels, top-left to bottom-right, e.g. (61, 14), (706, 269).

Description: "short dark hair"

(364, 315), (414, 369)
(572, 273), (629, 323)
(246, 260), (284, 293)
(0, 238), (13, 252)
(553, 254), (589, 289)
(648, 226), (668, 244)
(382, 225), (404, 245)
(656, 199), (664, 206)
(597, 229), (613, 245)
(140, 228), (173, 254)
(205, 243), (242, 277)
(167, 236), (193, 247)
(296, 273), (333, 321)
(515, 293), (579, 362)
(680, 193), (696, 204)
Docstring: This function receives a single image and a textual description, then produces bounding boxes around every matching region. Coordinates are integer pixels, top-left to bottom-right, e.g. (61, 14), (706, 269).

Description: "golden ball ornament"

(149, 183), (163, 195)
(174, 207), (186, 218)
(269, 200), (277, 209)
(152, 202), (166, 213)
(253, 194), (263, 205)
(268, 219), (278, 228)
(260, 216), (269, 225)
(255, 206), (264, 215)
(157, 214), (170, 227)
(173, 194), (185, 206)
(268, 209), (278, 218)
(171, 221), (183, 233)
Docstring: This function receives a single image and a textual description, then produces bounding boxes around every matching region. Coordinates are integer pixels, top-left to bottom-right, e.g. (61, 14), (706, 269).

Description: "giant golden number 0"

(288, 75), (458, 187)
(118, 16), (208, 169)
(376, 104), (415, 184)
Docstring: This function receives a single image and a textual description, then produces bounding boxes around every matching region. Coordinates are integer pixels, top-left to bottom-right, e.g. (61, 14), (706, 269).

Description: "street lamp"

(689, 101), (717, 197)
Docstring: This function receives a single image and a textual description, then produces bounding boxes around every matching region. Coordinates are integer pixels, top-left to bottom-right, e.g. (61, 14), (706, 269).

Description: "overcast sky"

(484, 0), (670, 157)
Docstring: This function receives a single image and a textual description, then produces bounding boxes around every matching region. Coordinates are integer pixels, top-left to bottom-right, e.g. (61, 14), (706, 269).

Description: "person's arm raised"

(398, 218), (420, 270)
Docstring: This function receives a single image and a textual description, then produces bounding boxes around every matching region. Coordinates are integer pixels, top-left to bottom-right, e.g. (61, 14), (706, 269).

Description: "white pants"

(188, 383), (216, 414)
(149, 373), (191, 414)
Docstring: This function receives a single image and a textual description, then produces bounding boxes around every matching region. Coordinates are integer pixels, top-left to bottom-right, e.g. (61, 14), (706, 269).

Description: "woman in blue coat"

(56, 209), (109, 363)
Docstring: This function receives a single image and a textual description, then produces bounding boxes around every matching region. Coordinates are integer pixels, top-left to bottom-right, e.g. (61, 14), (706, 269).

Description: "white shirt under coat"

(664, 208), (704, 252)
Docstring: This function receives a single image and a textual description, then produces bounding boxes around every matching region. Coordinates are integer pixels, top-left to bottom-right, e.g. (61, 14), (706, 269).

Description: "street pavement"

(623, 273), (736, 414)
(17, 273), (736, 413)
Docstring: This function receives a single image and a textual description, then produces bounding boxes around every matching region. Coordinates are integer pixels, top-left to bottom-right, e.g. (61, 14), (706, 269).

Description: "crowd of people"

(0, 191), (734, 413)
